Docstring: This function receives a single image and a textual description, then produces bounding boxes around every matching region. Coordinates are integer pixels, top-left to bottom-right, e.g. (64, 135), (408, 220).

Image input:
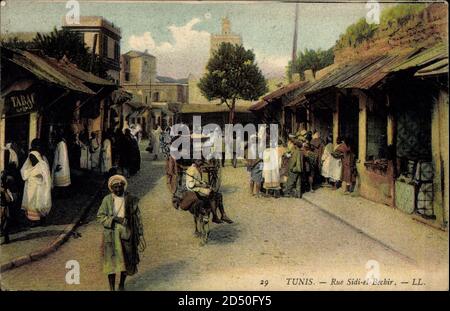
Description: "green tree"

(33, 27), (108, 78)
(335, 18), (378, 49)
(0, 36), (34, 50)
(198, 43), (268, 124)
(1, 27), (109, 78)
(287, 48), (334, 81)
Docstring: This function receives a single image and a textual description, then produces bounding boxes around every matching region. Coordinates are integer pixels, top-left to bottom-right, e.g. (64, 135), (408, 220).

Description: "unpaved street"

(1, 152), (447, 291)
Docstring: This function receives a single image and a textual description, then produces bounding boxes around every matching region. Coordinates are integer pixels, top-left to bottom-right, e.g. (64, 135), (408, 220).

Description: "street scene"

(0, 0), (448, 291)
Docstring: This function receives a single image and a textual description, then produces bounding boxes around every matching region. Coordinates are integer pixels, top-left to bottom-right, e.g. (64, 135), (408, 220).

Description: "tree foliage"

(1, 27), (109, 79)
(335, 18), (378, 49)
(198, 43), (267, 123)
(380, 3), (426, 28)
(287, 48), (334, 81)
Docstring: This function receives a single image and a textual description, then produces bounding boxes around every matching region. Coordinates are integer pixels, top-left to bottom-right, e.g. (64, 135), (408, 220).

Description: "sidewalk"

(302, 187), (448, 269)
(0, 170), (106, 271)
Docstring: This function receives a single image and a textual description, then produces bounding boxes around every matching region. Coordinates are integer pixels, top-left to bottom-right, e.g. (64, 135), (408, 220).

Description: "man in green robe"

(284, 135), (304, 198)
(97, 175), (145, 291)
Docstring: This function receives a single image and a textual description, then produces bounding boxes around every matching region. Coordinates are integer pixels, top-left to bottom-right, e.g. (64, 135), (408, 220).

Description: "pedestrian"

(335, 137), (357, 194)
(89, 132), (101, 170)
(2, 143), (19, 168)
(284, 135), (304, 198)
(151, 124), (162, 160)
(301, 132), (317, 193)
(97, 175), (145, 291)
(1, 163), (20, 244)
(310, 130), (324, 184)
(20, 150), (52, 226)
(123, 129), (140, 176)
(321, 135), (341, 187)
(52, 130), (71, 191)
(79, 130), (91, 170)
(245, 133), (262, 196)
(100, 133), (113, 174)
(277, 140), (289, 192)
(262, 140), (281, 198)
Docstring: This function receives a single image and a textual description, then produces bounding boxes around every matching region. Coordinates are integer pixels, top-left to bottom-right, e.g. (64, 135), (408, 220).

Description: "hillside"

(334, 2), (448, 63)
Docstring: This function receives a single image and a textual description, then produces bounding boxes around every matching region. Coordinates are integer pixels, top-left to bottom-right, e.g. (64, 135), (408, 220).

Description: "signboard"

(4, 92), (37, 117)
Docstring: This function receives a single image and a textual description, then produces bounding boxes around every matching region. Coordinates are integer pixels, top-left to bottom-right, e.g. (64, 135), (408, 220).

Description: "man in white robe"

(21, 151), (52, 223)
(90, 132), (101, 170)
(101, 137), (113, 173)
(321, 136), (342, 184)
(152, 125), (162, 160)
(263, 144), (281, 194)
(52, 135), (71, 188)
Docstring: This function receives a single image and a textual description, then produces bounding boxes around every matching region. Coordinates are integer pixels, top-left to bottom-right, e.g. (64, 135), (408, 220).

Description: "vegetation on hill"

(335, 3), (427, 50)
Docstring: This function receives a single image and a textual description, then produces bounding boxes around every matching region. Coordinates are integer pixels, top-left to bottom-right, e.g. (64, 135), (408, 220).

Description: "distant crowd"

(245, 129), (357, 199)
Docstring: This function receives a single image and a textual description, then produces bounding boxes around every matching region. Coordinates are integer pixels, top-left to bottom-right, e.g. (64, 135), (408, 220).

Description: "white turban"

(108, 174), (128, 192)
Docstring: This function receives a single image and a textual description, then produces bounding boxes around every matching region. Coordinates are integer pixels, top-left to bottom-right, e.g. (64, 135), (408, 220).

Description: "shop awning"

(390, 42), (448, 73)
(336, 54), (410, 89)
(303, 58), (382, 96)
(1, 47), (95, 94)
(250, 81), (309, 111)
(414, 58), (449, 77)
(46, 57), (116, 87)
(249, 100), (269, 111)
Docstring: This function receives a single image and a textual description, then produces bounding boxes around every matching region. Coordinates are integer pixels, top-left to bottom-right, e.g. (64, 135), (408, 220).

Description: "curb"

(0, 182), (105, 274)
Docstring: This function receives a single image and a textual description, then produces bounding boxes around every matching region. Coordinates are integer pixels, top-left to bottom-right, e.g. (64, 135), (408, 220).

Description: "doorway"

(5, 113), (30, 165)
(339, 95), (359, 157)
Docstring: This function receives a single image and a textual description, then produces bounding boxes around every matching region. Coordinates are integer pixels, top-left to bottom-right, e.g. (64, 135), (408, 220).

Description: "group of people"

(245, 129), (357, 199)
(1, 138), (58, 244)
(72, 127), (140, 178)
(148, 124), (172, 160)
(0, 125), (143, 245)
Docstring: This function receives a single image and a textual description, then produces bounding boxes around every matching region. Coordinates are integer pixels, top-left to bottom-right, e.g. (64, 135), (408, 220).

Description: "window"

(102, 35), (108, 58)
(114, 42), (120, 61)
(125, 72), (130, 82)
(366, 105), (388, 161)
(153, 92), (160, 102)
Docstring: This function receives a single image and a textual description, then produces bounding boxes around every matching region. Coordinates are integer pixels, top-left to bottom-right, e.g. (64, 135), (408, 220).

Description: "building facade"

(120, 50), (188, 133)
(63, 16), (122, 84)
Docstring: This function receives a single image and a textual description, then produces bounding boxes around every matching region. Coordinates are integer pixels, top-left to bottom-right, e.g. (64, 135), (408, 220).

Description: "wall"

(345, 90), (394, 206)
(432, 89), (449, 227)
(0, 117), (4, 171)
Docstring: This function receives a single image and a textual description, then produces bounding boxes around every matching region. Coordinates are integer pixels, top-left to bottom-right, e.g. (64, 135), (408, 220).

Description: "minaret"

(222, 17), (231, 35)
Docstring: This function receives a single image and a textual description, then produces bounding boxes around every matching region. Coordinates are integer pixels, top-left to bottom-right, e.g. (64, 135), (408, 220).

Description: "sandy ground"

(1, 152), (448, 291)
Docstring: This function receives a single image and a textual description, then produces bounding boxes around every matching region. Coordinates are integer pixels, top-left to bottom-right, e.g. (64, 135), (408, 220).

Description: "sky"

(0, 0), (393, 79)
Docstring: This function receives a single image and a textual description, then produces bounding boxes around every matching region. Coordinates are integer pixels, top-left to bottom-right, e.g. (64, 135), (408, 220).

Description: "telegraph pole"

(292, 2), (299, 73)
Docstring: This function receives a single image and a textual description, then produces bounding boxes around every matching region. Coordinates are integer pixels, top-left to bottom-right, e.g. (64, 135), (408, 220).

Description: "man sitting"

(176, 159), (233, 224)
